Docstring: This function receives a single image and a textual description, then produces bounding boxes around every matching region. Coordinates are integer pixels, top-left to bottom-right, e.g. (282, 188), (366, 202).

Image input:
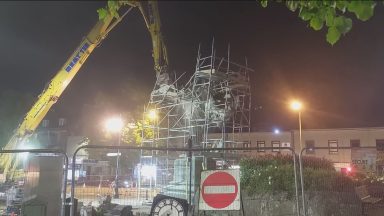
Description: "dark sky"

(1, 1), (384, 132)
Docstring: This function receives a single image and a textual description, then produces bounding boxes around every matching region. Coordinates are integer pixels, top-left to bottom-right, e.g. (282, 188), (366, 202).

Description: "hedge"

(240, 154), (355, 198)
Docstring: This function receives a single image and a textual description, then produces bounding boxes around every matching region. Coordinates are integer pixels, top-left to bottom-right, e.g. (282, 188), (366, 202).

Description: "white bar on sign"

(204, 185), (235, 194)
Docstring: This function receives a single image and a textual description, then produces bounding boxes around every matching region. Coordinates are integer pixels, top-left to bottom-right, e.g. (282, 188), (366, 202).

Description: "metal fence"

(3, 145), (383, 216)
(0, 149), (68, 216)
(69, 145), (300, 216)
(298, 146), (384, 216)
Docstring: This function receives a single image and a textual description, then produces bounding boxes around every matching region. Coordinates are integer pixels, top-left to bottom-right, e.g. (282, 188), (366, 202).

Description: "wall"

(208, 127), (384, 172)
(198, 191), (362, 216)
(23, 156), (63, 216)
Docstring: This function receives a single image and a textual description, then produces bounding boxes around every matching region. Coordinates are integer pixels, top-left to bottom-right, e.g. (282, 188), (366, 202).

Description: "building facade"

(209, 127), (384, 174)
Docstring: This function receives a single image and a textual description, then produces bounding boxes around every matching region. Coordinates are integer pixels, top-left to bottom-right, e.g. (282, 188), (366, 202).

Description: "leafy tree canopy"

(99, 1), (378, 45)
(259, 0), (377, 45)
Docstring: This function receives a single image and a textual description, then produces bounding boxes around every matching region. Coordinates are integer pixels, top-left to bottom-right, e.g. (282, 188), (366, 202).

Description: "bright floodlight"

(105, 117), (124, 133)
(274, 129), (280, 134)
(290, 100), (302, 111)
(106, 152), (121, 157)
(147, 109), (158, 120)
(141, 165), (157, 178)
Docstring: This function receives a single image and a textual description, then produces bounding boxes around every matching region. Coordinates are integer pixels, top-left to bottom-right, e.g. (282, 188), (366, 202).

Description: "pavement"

(77, 197), (153, 215)
(68, 186), (159, 215)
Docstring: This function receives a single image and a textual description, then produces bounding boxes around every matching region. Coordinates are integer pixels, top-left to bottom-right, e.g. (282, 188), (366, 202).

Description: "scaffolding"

(140, 43), (253, 189)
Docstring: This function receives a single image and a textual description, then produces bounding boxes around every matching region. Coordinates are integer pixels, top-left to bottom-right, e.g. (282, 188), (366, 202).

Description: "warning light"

(341, 166), (353, 176)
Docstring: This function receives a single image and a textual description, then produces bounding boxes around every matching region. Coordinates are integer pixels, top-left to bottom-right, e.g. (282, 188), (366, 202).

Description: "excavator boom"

(2, 0), (168, 178)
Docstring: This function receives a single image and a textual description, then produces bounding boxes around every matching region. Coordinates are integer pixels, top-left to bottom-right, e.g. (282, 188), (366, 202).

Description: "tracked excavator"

(3, 2), (213, 215)
(0, 0), (170, 180)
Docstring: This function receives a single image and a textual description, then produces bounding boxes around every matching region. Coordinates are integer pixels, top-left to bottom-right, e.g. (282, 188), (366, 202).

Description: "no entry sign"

(199, 169), (240, 210)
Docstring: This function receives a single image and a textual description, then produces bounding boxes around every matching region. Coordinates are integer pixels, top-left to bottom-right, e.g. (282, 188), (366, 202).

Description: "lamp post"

(290, 101), (303, 150)
(105, 116), (124, 199)
(147, 109), (158, 198)
(290, 100), (305, 215)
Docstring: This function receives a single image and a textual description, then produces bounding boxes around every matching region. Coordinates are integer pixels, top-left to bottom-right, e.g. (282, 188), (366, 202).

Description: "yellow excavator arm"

(121, 1), (168, 78)
(17, 16), (118, 138)
(1, 0), (168, 178)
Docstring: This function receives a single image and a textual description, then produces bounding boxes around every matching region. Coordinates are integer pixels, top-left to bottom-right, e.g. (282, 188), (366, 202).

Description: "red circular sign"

(201, 171), (238, 209)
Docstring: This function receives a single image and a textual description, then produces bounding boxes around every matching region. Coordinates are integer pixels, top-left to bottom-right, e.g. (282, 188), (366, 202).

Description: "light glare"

(290, 100), (302, 111)
(106, 152), (121, 157)
(147, 109), (158, 120)
(105, 117), (124, 133)
(141, 165), (156, 178)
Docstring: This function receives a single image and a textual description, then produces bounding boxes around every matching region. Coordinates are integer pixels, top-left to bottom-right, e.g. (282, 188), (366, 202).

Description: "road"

(67, 186), (159, 214)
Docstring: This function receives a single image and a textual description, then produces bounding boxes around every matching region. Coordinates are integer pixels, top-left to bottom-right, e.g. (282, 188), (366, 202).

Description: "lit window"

(328, 140), (338, 154)
(257, 141), (265, 152)
(272, 141), (280, 152)
(305, 140), (315, 154)
(350, 139), (360, 148)
(376, 139), (384, 151)
(243, 141), (251, 152)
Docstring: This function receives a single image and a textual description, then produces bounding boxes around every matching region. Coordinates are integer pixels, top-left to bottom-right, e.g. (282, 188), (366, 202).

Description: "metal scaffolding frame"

(140, 43), (253, 188)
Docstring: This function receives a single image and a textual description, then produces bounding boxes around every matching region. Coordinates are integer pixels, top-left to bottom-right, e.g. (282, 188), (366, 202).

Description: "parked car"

(110, 178), (132, 188)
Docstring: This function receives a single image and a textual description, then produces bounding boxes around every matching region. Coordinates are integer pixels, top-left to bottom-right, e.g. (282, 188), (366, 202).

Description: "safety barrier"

(298, 146), (384, 216)
(69, 145), (300, 216)
(0, 149), (68, 216)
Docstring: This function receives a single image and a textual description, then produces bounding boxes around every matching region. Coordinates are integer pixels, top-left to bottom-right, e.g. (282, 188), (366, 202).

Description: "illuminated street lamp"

(105, 117), (124, 133)
(147, 109), (158, 121)
(105, 116), (124, 199)
(290, 100), (303, 150)
(290, 100), (302, 112)
(289, 99), (305, 215)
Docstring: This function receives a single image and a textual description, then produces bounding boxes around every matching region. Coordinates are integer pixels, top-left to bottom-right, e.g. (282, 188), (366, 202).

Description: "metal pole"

(299, 111), (302, 150)
(114, 130), (121, 199)
(291, 130), (300, 216)
(293, 152), (300, 216)
(299, 148), (306, 216)
(137, 164), (141, 201)
(70, 153), (77, 216)
(0, 149), (67, 216)
(61, 154), (69, 216)
(298, 111), (306, 216)
(188, 138), (192, 204)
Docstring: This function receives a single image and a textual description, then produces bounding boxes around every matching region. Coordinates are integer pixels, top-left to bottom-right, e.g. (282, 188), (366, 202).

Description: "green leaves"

(299, 8), (313, 21)
(97, 1), (123, 20)
(240, 155), (352, 197)
(286, 1), (299, 12)
(258, 0), (377, 45)
(326, 26), (341, 45)
(260, 0), (268, 8)
(347, 1), (376, 21)
(335, 16), (352, 34)
(107, 1), (121, 18)
(97, 8), (108, 20)
(310, 16), (324, 31)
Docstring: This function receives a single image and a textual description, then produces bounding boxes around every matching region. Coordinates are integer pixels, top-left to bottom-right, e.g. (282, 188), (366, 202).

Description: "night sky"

(1, 1), (384, 133)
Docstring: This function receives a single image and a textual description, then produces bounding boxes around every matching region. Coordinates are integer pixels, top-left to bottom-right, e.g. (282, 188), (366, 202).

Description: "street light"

(148, 109), (158, 193)
(290, 100), (303, 150)
(104, 116), (124, 199)
(147, 109), (158, 121)
(289, 100), (305, 215)
(105, 117), (124, 133)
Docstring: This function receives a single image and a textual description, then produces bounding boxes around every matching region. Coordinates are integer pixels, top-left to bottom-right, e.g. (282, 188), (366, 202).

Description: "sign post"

(199, 169), (240, 211)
